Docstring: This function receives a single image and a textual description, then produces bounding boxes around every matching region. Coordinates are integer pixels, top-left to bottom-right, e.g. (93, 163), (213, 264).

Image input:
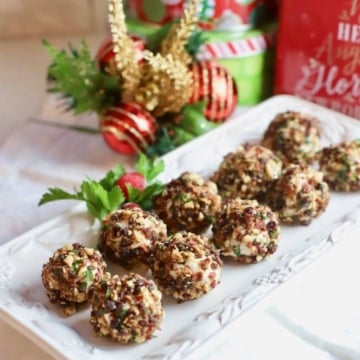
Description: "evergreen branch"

(44, 39), (121, 115)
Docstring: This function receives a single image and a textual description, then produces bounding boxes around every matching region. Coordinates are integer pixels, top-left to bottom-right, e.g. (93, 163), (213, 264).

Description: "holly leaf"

(185, 28), (208, 57)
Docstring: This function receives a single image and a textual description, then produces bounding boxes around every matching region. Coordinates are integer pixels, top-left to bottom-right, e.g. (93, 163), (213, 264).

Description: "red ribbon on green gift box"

(196, 32), (274, 60)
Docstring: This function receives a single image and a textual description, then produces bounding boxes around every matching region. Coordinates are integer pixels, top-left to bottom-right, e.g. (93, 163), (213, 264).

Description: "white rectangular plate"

(2, 95), (360, 360)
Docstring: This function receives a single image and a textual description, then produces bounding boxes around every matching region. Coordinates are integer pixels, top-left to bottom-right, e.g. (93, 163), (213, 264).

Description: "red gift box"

(275, 0), (360, 118)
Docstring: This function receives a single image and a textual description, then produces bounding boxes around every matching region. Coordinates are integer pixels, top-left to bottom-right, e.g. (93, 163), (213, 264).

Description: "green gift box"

(196, 22), (277, 105)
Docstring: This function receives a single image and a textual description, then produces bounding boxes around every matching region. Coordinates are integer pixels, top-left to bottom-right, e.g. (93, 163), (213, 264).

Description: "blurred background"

(0, 0), (108, 38)
(0, 1), (110, 144)
(0, 0), (278, 144)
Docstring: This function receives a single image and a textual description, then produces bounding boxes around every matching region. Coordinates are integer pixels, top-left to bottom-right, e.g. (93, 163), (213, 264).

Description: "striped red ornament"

(101, 103), (157, 155)
(95, 35), (145, 74)
(189, 61), (238, 122)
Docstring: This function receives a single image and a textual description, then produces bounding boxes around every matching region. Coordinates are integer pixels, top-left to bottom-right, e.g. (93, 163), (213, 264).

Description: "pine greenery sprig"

(44, 39), (121, 115)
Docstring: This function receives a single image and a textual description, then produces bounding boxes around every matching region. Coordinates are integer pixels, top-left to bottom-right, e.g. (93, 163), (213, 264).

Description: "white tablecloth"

(1, 35), (360, 360)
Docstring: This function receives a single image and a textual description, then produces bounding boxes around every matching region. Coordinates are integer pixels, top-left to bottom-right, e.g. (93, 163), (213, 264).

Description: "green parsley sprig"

(38, 154), (165, 221)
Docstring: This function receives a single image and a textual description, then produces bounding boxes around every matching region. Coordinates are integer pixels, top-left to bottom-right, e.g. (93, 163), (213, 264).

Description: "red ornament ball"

(101, 103), (157, 155)
(189, 61), (238, 123)
(96, 35), (145, 74)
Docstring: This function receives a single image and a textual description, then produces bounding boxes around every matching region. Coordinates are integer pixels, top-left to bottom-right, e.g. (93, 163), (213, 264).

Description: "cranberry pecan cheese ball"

(212, 199), (280, 264)
(153, 172), (221, 234)
(98, 207), (167, 268)
(41, 243), (106, 316)
(266, 164), (330, 225)
(317, 139), (360, 191)
(261, 111), (321, 165)
(211, 143), (282, 201)
(150, 231), (222, 302)
(90, 272), (164, 344)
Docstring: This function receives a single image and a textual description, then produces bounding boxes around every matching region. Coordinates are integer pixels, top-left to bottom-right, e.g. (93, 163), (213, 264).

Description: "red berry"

(121, 202), (141, 209)
(116, 172), (146, 199)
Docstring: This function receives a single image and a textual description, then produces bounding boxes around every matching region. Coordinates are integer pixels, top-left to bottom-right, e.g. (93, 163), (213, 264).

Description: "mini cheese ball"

(98, 207), (167, 268)
(90, 272), (164, 344)
(153, 172), (221, 234)
(41, 243), (106, 316)
(150, 231), (222, 302)
(261, 111), (321, 165)
(211, 143), (282, 201)
(212, 198), (280, 264)
(318, 139), (360, 191)
(266, 164), (330, 225)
